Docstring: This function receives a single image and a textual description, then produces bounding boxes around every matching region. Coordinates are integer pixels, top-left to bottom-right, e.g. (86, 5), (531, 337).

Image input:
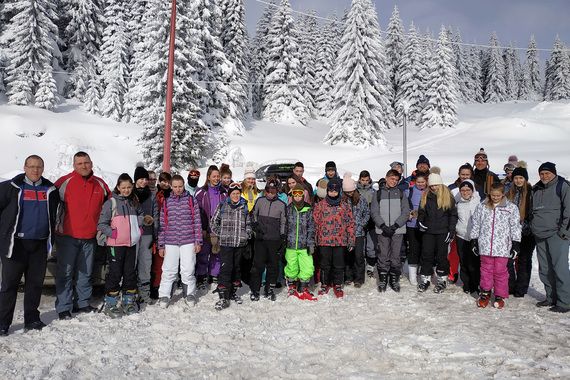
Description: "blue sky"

(244, 0), (570, 57)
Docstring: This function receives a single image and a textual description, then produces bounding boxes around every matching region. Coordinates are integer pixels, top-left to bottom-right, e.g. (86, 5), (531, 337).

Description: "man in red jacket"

(54, 152), (110, 320)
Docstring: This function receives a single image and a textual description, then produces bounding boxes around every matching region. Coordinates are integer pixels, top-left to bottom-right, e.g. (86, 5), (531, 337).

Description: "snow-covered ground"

(1, 100), (570, 378)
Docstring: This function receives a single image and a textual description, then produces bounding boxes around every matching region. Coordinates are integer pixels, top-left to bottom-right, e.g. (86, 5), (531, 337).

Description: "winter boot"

(366, 264), (375, 278)
(333, 285), (344, 298)
(215, 287), (231, 311)
(493, 296), (505, 309)
(104, 292), (122, 318)
(122, 290), (138, 315)
(263, 284), (276, 301)
(408, 265), (418, 286)
(250, 291), (260, 301)
(298, 282), (317, 301)
(197, 275), (208, 291)
(150, 286), (159, 300)
(433, 276), (447, 294)
(318, 284), (332, 295)
(417, 275), (431, 293)
(230, 282), (243, 304)
(477, 291), (491, 308)
(158, 297), (170, 309)
(388, 273), (401, 293)
(287, 280), (299, 297)
(183, 284), (197, 307)
(138, 282), (151, 304)
(378, 272), (388, 293)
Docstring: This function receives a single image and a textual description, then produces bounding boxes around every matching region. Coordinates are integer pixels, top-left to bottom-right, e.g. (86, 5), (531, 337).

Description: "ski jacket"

(242, 188), (260, 212)
(454, 192), (481, 240)
(509, 184), (533, 236)
(286, 203), (315, 250)
(357, 183), (375, 206)
(346, 197), (370, 237)
(531, 176), (570, 239)
(97, 194), (143, 247)
(210, 198), (252, 247)
(405, 185), (425, 228)
(0, 174), (59, 258)
(252, 196), (287, 241)
(313, 199), (355, 247)
(470, 198), (521, 257)
(473, 168), (500, 198)
(370, 185), (410, 235)
(417, 192), (458, 235)
(195, 184), (227, 233)
(157, 191), (202, 248)
(54, 171), (111, 239)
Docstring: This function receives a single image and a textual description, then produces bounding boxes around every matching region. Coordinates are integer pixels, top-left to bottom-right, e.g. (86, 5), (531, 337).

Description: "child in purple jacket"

(157, 175), (203, 308)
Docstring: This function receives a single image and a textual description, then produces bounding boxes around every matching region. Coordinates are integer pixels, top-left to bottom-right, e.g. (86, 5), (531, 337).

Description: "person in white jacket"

(454, 180), (481, 295)
(470, 183), (521, 309)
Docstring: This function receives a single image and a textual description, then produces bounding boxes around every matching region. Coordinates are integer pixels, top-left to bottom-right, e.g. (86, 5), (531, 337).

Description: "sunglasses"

(475, 158), (487, 162)
(229, 182), (242, 191)
(291, 189), (304, 197)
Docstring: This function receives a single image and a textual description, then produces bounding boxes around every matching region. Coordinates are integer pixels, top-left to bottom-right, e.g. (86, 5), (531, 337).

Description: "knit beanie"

(459, 179), (475, 191)
(325, 161), (337, 171)
(507, 155), (519, 167)
(134, 163), (149, 183)
(390, 161), (404, 169)
(474, 148), (488, 160)
(316, 179), (327, 199)
(538, 162), (557, 175)
(416, 155), (430, 168)
(243, 166), (256, 180)
(428, 173), (443, 186)
(327, 178), (341, 193)
(512, 167), (529, 181)
(342, 172), (357, 192)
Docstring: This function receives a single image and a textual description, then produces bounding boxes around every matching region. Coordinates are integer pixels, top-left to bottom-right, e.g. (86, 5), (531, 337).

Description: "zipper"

(295, 207), (300, 250)
(490, 206), (496, 256)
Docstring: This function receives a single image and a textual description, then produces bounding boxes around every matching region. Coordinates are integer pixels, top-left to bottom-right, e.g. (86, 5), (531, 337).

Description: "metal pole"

(162, 0), (177, 173)
(402, 104), (408, 178)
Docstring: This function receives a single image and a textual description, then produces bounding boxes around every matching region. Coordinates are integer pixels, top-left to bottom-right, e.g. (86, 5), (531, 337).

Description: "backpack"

(96, 198), (117, 246)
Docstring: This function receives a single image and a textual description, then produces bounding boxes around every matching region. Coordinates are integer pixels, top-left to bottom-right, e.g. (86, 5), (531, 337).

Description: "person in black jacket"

(473, 148), (500, 198)
(417, 173), (458, 294)
(0, 155), (59, 335)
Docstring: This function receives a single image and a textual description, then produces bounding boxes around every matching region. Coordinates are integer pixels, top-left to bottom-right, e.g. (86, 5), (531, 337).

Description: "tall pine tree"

(314, 17), (338, 120)
(297, 10), (318, 118)
(522, 35), (541, 100)
(483, 32), (506, 103)
(385, 5), (404, 106)
(544, 36), (570, 101)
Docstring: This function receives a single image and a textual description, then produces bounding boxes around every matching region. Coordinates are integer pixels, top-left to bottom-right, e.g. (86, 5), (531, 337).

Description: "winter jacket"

(0, 174), (59, 258)
(531, 176), (570, 239)
(157, 191), (202, 248)
(54, 171), (111, 239)
(313, 199), (355, 247)
(97, 194), (143, 247)
(357, 182), (375, 206)
(473, 168), (500, 198)
(135, 187), (159, 237)
(286, 203), (315, 250)
(346, 197), (370, 237)
(405, 170), (429, 188)
(242, 188), (260, 212)
(454, 192), (481, 240)
(370, 185), (410, 235)
(470, 198), (521, 257)
(252, 196), (287, 241)
(405, 185), (425, 228)
(417, 192), (458, 235)
(509, 184), (533, 236)
(195, 184), (227, 233)
(211, 198), (252, 247)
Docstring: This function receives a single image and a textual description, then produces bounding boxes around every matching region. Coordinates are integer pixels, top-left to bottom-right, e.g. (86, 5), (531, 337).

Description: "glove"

(110, 229), (118, 239)
(510, 241), (520, 260)
(210, 235), (220, 254)
(380, 224), (394, 237)
(418, 221), (428, 232)
(308, 246), (315, 255)
(143, 215), (154, 226)
(444, 232), (455, 244)
(470, 239), (479, 256)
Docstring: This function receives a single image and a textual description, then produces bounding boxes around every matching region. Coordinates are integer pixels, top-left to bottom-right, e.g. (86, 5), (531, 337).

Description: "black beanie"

(134, 165), (149, 183)
(416, 155), (430, 168)
(512, 167), (529, 181)
(538, 162), (557, 175)
(325, 161), (336, 171)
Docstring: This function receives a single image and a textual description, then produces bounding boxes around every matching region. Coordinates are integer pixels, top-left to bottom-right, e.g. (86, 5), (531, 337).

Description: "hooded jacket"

(157, 191), (202, 248)
(370, 184), (410, 235)
(210, 198), (252, 247)
(313, 199), (355, 247)
(252, 196), (287, 241)
(97, 193), (143, 247)
(286, 202), (315, 250)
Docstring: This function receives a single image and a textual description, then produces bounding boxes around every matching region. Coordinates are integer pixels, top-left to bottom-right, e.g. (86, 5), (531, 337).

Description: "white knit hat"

(243, 166), (256, 180)
(428, 173), (443, 186)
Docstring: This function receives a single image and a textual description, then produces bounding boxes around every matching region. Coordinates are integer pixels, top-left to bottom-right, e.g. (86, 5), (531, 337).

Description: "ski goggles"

(228, 182), (242, 192)
(291, 189), (304, 197)
(189, 169), (200, 177)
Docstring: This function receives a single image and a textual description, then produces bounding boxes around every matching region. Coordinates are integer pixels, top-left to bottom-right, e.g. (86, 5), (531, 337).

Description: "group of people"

(0, 148), (569, 335)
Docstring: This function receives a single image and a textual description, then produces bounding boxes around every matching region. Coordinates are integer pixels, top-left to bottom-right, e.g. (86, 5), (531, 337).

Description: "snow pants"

(365, 229), (378, 268)
(159, 243), (196, 299)
(250, 240), (281, 292)
(319, 246), (345, 286)
(105, 246), (137, 294)
(507, 234), (536, 295)
(151, 248), (163, 289)
(284, 248), (315, 282)
(536, 234), (570, 309)
(345, 236), (365, 284)
(448, 239), (460, 281)
(419, 233), (449, 277)
(136, 235), (153, 297)
(480, 256), (509, 298)
(377, 234), (404, 276)
(218, 246), (244, 289)
(195, 239), (221, 279)
(406, 227), (422, 265)
(456, 237), (480, 293)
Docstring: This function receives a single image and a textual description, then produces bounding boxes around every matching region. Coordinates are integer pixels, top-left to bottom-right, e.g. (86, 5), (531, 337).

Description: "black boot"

(230, 283), (243, 304)
(388, 273), (400, 293)
(378, 272), (388, 292)
(215, 287), (231, 310)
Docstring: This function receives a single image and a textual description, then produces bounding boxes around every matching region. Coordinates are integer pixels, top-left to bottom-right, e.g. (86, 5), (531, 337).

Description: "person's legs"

(179, 243), (197, 296)
(319, 246), (333, 286)
(515, 234), (535, 295)
(249, 240), (268, 292)
(23, 240), (48, 325)
(0, 241), (26, 328)
(419, 234), (436, 276)
(105, 247), (125, 294)
(535, 238), (556, 304)
(376, 235), (391, 274)
(136, 235), (153, 300)
(331, 246), (345, 286)
(284, 248), (300, 281)
(74, 239), (95, 309)
(55, 236), (80, 313)
(492, 257), (510, 299)
(434, 234), (450, 277)
(353, 236), (365, 284)
(158, 245), (180, 299)
(546, 234), (570, 309)
(479, 256), (494, 292)
(389, 235), (404, 276)
(121, 246), (138, 292)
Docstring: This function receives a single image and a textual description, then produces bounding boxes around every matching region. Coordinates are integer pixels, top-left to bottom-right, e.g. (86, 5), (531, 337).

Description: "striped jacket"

(158, 191), (202, 248)
(210, 198), (252, 247)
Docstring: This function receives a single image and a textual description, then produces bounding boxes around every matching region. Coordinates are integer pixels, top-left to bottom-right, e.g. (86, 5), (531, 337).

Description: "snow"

(1, 98), (570, 377)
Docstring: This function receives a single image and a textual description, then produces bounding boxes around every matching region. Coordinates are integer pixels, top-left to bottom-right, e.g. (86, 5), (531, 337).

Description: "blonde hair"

(420, 184), (453, 210)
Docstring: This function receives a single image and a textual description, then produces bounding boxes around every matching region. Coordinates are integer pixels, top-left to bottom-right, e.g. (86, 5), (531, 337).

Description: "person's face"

(245, 177), (256, 187)
(460, 186), (473, 200)
(429, 184), (440, 193)
(505, 170), (513, 180)
(24, 158), (44, 182)
(293, 192), (304, 203)
(327, 189), (339, 198)
(417, 163), (429, 173)
(287, 178), (297, 190)
(326, 169), (336, 178)
(221, 174), (231, 186)
(171, 180), (184, 196)
(208, 171), (220, 186)
(415, 177), (427, 190)
(73, 155), (93, 176)
(118, 181), (133, 197)
(344, 190), (355, 198)
(148, 173), (157, 188)
(513, 175), (526, 188)
(490, 189), (503, 205)
(459, 169), (472, 181)
(539, 170), (555, 184)
(359, 176), (371, 186)
(159, 179), (171, 190)
(265, 189), (277, 199)
(475, 157), (488, 170)
(293, 166), (304, 177)
(230, 190), (241, 203)
(136, 178), (148, 188)
(385, 175), (399, 188)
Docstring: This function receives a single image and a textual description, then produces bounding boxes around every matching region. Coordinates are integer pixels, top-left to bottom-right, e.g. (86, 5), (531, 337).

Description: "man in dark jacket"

(293, 162), (314, 203)
(0, 155), (59, 335)
(531, 162), (570, 313)
(472, 148), (500, 198)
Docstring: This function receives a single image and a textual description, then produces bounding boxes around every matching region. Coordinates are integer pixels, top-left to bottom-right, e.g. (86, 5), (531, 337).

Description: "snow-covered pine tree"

(468, 46), (484, 102)
(314, 18), (338, 120)
(325, 0), (392, 146)
(503, 44), (518, 100)
(83, 62), (101, 114)
(4, 0), (60, 108)
(395, 22), (427, 125)
(449, 29), (471, 102)
(297, 10), (318, 118)
(35, 67), (58, 109)
(100, 0), (129, 121)
(385, 5), (404, 105)
(545, 36), (570, 101)
(249, 0), (276, 119)
(482, 32), (506, 103)
(262, 0), (309, 126)
(64, 0), (103, 101)
(522, 35), (541, 100)
(419, 26), (458, 130)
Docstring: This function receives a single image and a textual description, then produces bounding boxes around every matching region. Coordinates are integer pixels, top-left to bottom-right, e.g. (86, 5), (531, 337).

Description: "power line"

(254, 0), (567, 52)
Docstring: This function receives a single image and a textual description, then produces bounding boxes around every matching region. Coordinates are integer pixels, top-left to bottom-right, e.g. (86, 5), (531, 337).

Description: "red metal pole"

(162, 0), (176, 173)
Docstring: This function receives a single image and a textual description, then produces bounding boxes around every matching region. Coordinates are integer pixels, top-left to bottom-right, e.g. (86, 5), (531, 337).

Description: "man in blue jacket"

(0, 155), (59, 335)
